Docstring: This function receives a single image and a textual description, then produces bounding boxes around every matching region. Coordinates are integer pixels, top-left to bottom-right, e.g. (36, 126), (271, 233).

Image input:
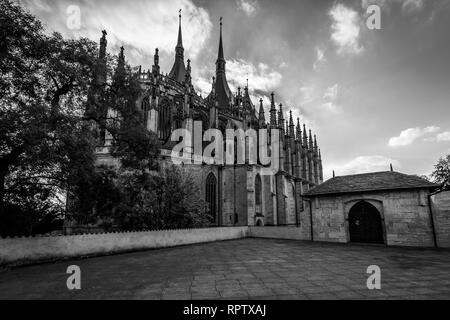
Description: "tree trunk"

(0, 167), (7, 212)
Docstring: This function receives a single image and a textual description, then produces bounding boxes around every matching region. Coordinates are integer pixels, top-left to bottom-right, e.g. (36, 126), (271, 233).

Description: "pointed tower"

(152, 48), (160, 78)
(289, 111), (295, 138)
(258, 99), (266, 127)
(296, 118), (302, 141)
(95, 30), (108, 86)
(309, 130), (314, 150)
(303, 124), (308, 148)
(185, 59), (192, 86)
(212, 17), (233, 110)
(278, 104), (285, 132)
(113, 46), (126, 85)
(269, 93), (277, 128)
(169, 10), (186, 83)
(314, 135), (318, 154)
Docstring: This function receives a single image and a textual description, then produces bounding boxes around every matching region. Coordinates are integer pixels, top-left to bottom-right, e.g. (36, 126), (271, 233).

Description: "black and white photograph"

(1, 0), (450, 309)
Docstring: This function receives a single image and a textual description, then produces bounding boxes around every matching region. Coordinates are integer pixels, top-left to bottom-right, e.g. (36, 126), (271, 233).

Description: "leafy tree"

(0, 0), (99, 235)
(432, 154), (450, 191)
(0, 0), (159, 235)
(108, 165), (211, 231)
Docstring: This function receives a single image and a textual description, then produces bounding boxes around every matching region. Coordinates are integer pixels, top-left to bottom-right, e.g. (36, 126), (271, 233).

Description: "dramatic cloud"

(236, 0), (258, 16)
(326, 156), (401, 178)
(329, 3), (363, 55)
(18, 0), (213, 66)
(226, 59), (282, 93)
(193, 59), (282, 102)
(388, 126), (440, 147)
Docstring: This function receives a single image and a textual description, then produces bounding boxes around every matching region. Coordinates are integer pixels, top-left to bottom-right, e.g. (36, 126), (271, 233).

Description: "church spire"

(212, 17), (232, 109)
(177, 10), (183, 48)
(269, 92), (277, 127)
(289, 110), (295, 138)
(314, 135), (318, 154)
(309, 129), (314, 150)
(303, 124), (308, 147)
(296, 118), (302, 141)
(259, 99), (266, 124)
(217, 17), (225, 67)
(278, 104), (285, 130)
(169, 9), (186, 83)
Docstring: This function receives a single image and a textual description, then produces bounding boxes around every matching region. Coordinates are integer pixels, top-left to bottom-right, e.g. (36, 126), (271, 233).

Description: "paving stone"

(0, 238), (449, 300)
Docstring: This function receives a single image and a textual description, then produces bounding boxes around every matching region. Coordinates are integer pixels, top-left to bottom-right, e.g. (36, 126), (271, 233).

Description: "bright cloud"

(329, 3), (363, 55)
(19, 0), (213, 66)
(388, 126), (440, 147)
(325, 156), (401, 178)
(437, 132), (450, 142)
(226, 59), (282, 93)
(236, 0), (258, 16)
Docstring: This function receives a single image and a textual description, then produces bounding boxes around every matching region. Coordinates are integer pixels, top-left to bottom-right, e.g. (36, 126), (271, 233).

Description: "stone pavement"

(0, 238), (449, 300)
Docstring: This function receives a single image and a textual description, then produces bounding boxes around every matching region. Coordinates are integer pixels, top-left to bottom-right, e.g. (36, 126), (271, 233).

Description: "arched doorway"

(205, 173), (217, 224)
(349, 201), (384, 244)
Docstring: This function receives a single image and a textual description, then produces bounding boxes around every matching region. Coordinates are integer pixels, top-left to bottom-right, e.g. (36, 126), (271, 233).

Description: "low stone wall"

(0, 227), (248, 266)
(431, 191), (450, 248)
(248, 226), (310, 241)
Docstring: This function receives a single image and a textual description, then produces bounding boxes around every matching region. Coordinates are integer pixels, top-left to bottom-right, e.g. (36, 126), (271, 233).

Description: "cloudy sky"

(18, 0), (450, 180)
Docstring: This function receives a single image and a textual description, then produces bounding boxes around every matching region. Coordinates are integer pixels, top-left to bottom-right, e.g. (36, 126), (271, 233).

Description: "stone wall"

(248, 226), (310, 241)
(431, 191), (450, 248)
(0, 227), (248, 266)
(308, 189), (437, 247)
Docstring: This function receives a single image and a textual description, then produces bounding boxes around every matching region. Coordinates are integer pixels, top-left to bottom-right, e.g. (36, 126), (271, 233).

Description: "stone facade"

(431, 191), (450, 248)
(91, 15), (324, 228)
(304, 189), (439, 247)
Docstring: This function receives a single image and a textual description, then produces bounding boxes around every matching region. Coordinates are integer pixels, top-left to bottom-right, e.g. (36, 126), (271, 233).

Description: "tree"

(0, 0), (160, 235)
(0, 0), (99, 235)
(431, 154), (450, 191)
(108, 165), (211, 231)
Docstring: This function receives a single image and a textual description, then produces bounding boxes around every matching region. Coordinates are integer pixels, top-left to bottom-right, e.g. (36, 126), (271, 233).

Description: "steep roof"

(169, 14), (186, 83)
(305, 171), (439, 197)
(210, 18), (232, 110)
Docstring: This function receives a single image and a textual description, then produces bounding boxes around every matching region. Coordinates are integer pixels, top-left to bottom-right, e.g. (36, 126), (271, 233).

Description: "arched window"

(206, 173), (217, 223)
(255, 174), (262, 217)
(158, 99), (171, 141)
(141, 96), (150, 129)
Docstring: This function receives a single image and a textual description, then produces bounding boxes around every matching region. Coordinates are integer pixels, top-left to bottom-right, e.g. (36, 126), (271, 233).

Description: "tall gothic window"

(206, 173), (217, 223)
(141, 96), (150, 129)
(255, 174), (262, 217)
(158, 99), (171, 141)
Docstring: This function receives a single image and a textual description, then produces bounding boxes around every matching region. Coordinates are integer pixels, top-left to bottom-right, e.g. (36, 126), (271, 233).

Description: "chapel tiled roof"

(305, 171), (439, 197)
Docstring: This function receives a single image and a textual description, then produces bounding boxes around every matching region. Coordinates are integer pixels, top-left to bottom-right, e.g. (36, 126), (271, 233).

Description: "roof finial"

(390, 163), (394, 172)
(176, 9), (183, 47)
(333, 170), (336, 178)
